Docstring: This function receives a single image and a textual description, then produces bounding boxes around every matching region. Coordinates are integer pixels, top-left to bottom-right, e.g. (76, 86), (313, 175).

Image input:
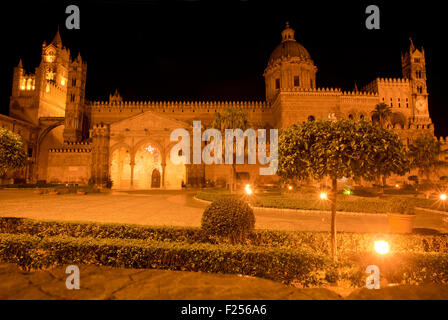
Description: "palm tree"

(371, 102), (392, 129)
(371, 103), (393, 188)
(408, 136), (447, 181)
(212, 107), (250, 193)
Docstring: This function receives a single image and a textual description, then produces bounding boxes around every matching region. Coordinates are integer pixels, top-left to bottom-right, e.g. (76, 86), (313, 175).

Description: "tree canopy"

(0, 128), (27, 176)
(408, 135), (447, 180)
(278, 119), (409, 182)
(212, 107), (250, 192)
(278, 119), (409, 258)
(371, 102), (393, 129)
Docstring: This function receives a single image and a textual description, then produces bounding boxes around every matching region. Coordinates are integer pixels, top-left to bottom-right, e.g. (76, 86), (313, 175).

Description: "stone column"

(130, 158), (135, 190)
(161, 161), (166, 189)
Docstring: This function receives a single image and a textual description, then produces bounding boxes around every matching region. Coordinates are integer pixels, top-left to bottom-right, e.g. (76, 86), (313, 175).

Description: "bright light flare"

(440, 194), (447, 201)
(245, 184), (253, 195)
(288, 186), (293, 190)
(395, 184), (399, 188)
(374, 240), (389, 255)
(319, 192), (328, 200)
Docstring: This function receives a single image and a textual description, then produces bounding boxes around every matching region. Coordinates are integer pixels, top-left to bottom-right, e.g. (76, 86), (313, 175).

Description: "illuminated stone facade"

(0, 24), (442, 188)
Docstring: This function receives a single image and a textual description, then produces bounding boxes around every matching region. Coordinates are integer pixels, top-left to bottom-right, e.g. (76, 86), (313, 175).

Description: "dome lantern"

(281, 21), (295, 42)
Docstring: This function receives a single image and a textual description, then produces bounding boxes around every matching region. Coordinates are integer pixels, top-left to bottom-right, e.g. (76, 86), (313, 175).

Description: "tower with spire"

(401, 37), (430, 124)
(9, 27), (88, 137)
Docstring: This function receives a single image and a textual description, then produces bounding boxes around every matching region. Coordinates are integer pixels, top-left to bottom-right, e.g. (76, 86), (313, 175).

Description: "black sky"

(1, 0), (447, 136)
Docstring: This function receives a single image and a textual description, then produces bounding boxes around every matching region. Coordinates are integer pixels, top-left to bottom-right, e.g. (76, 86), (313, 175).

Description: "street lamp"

(245, 184), (253, 195)
(319, 192), (328, 200)
(440, 193), (447, 201)
(288, 185), (293, 191)
(374, 240), (389, 255)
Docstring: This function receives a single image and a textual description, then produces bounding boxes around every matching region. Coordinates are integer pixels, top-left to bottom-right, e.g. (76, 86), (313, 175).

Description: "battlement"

(89, 99), (270, 111)
(341, 90), (378, 96)
(49, 147), (91, 153)
(437, 136), (448, 145)
(376, 77), (409, 84)
(282, 87), (378, 96)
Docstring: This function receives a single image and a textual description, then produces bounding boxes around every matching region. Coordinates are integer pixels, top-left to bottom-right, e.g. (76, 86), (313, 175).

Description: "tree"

(278, 120), (409, 259)
(212, 107), (250, 193)
(371, 102), (392, 129)
(371, 103), (394, 187)
(0, 128), (27, 177)
(408, 136), (447, 181)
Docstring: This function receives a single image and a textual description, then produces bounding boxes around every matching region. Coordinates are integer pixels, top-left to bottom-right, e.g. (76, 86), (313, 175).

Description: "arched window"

(348, 114), (354, 120)
(308, 115), (315, 121)
(360, 114), (365, 120)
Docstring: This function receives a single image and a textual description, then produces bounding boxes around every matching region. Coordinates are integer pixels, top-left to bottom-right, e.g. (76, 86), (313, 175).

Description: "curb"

(193, 196), (388, 217)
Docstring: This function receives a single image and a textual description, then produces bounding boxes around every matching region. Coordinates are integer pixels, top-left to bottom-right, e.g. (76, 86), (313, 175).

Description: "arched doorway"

(151, 169), (161, 188)
(134, 143), (162, 189)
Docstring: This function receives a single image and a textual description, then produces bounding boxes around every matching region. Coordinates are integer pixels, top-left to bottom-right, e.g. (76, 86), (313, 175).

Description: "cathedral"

(0, 23), (439, 189)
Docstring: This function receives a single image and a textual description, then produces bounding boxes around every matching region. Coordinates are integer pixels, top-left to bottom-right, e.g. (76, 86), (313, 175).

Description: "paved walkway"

(1, 263), (447, 300)
(0, 189), (447, 233)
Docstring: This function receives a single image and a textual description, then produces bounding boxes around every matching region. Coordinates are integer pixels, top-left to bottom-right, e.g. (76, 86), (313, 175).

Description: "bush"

(1, 217), (448, 254)
(0, 233), (328, 286)
(408, 175), (419, 184)
(201, 198), (255, 244)
(1, 218), (448, 286)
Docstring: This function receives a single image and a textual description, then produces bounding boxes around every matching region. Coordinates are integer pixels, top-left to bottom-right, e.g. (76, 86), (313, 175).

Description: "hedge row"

(1, 217), (447, 255)
(196, 190), (448, 213)
(1, 233), (448, 286)
(0, 233), (328, 286)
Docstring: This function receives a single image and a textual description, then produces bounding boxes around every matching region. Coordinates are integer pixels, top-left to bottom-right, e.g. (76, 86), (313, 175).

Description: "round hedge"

(201, 198), (255, 244)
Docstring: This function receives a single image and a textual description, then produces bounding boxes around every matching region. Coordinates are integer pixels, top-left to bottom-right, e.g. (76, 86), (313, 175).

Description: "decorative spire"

(52, 26), (62, 46)
(281, 21), (295, 42)
(354, 82), (359, 92)
(17, 59), (23, 68)
(409, 37), (415, 52)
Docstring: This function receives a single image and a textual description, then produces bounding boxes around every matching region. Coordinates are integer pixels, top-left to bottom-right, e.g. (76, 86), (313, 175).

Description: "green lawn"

(196, 188), (448, 214)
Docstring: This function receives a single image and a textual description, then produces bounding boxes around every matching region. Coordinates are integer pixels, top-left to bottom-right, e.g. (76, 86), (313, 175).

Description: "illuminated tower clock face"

(415, 96), (427, 112)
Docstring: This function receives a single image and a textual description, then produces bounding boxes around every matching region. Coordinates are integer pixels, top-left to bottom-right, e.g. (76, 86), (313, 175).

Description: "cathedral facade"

(0, 24), (439, 189)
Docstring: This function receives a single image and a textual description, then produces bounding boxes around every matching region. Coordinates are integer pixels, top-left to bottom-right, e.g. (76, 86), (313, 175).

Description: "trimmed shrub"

(1, 217), (448, 254)
(0, 233), (328, 286)
(201, 198), (255, 244)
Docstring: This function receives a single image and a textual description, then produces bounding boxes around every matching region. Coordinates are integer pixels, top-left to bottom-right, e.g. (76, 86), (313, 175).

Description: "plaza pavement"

(0, 189), (447, 233)
(1, 263), (447, 300)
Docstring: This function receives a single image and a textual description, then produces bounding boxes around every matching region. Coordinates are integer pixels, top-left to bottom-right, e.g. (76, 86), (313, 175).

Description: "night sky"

(1, 1), (447, 136)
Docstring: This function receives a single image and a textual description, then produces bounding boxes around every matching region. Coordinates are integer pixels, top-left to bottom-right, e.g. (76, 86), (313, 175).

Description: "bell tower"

(63, 52), (87, 142)
(401, 38), (430, 123)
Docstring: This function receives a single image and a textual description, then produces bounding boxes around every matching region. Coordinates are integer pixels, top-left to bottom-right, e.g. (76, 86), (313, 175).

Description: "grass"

(196, 187), (448, 213)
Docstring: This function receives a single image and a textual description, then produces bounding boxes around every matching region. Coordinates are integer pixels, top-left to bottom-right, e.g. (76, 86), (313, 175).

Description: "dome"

(267, 22), (313, 66)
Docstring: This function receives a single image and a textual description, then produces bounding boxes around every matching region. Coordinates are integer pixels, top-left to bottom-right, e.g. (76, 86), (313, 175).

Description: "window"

(360, 114), (365, 120)
(307, 115), (315, 121)
(293, 76), (300, 87)
(414, 58), (420, 63)
(348, 114), (354, 120)
(28, 148), (33, 157)
(275, 78), (280, 89)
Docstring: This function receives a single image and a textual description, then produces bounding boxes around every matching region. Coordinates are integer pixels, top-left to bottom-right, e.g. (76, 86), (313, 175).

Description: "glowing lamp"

(374, 240), (389, 255)
(395, 184), (399, 188)
(245, 184), (253, 195)
(319, 192), (328, 200)
(440, 194), (447, 201)
(288, 186), (293, 190)
(343, 189), (352, 195)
